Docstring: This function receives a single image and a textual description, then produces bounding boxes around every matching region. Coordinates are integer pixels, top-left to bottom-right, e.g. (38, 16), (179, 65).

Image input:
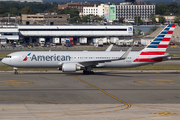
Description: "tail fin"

(140, 24), (176, 56)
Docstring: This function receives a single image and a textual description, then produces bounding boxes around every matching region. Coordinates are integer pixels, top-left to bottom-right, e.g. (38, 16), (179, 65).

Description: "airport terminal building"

(0, 24), (133, 45)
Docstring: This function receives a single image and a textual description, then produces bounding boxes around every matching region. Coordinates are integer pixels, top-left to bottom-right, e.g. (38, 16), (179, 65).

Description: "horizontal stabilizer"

(151, 55), (169, 60)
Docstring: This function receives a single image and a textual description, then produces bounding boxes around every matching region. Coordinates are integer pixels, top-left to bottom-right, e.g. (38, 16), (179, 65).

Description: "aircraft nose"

(1, 58), (9, 65)
(1, 58), (6, 64)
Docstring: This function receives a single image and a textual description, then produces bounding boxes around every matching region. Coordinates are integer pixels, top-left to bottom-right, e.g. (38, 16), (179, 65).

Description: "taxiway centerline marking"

(71, 74), (131, 110)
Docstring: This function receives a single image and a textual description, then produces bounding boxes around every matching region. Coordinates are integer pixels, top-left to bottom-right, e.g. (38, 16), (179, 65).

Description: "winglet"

(105, 44), (113, 52)
(119, 48), (132, 60)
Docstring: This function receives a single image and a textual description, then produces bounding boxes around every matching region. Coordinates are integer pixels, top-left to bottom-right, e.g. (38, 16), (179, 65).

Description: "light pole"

(108, 2), (110, 23)
(87, 19), (89, 24)
(7, 13), (10, 24)
(177, 37), (179, 46)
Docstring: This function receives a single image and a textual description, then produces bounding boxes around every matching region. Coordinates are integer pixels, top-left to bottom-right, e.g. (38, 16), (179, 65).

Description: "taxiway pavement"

(0, 71), (180, 120)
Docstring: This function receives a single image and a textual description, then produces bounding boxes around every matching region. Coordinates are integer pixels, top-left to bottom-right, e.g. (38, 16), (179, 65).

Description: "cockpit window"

(5, 56), (11, 58)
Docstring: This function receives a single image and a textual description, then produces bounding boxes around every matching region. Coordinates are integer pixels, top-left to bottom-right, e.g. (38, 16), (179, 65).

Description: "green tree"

(136, 28), (142, 35)
(133, 28), (135, 35)
(174, 16), (180, 26)
(146, 1), (152, 5)
(69, 14), (105, 24)
(150, 26), (158, 32)
(149, 14), (156, 24)
(10, 7), (18, 16)
(156, 3), (170, 15)
(81, 15), (89, 23)
(57, 7), (79, 18)
(159, 15), (165, 24)
(168, 2), (178, 14)
(118, 17), (124, 23)
(82, 15), (92, 23)
(33, 21), (37, 24)
(0, 2), (58, 16)
(69, 16), (81, 24)
(134, 15), (143, 25)
(155, 2), (180, 15)
(80, 14), (105, 23)
(21, 6), (32, 14)
(94, 15), (105, 23)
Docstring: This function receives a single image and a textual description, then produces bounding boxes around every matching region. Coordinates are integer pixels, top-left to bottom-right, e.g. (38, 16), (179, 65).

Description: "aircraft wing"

(57, 48), (132, 67)
(78, 47), (132, 66)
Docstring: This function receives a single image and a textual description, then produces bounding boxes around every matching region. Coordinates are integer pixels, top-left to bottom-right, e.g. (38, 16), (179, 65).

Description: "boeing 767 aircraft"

(1, 24), (176, 74)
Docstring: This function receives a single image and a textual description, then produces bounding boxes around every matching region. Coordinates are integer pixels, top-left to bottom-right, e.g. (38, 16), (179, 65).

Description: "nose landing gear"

(13, 67), (18, 74)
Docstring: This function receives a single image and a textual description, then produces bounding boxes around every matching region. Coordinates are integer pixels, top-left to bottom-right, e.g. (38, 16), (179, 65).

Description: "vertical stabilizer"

(140, 24), (176, 56)
(134, 24), (176, 62)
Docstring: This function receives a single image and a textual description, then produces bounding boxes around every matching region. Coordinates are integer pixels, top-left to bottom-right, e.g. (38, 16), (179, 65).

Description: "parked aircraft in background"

(1, 24), (176, 74)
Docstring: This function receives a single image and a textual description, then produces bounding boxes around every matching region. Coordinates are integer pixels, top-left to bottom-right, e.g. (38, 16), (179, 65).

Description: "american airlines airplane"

(1, 24), (176, 74)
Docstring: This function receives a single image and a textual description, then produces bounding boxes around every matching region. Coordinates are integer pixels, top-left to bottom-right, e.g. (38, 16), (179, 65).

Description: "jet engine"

(62, 63), (81, 72)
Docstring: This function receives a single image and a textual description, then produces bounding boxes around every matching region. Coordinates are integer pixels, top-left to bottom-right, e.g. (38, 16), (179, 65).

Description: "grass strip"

(0, 53), (8, 58)
(169, 53), (180, 57)
(0, 65), (180, 71)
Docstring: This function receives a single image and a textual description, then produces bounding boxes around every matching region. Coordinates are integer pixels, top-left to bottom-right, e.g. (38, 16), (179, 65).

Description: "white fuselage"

(2, 51), (150, 69)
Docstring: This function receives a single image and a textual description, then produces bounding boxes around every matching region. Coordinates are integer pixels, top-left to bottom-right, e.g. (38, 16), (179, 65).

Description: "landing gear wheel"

(14, 70), (18, 74)
(14, 71), (18, 74)
(83, 70), (94, 75)
(13, 67), (18, 75)
(83, 70), (86, 74)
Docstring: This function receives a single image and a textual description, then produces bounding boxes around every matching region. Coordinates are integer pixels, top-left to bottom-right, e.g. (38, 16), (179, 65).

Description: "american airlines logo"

(23, 53), (31, 61)
(23, 53), (71, 61)
(30, 54), (71, 61)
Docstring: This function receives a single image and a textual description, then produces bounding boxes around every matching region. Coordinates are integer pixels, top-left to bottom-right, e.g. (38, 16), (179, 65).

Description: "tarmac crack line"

(24, 104), (38, 120)
(71, 74), (131, 110)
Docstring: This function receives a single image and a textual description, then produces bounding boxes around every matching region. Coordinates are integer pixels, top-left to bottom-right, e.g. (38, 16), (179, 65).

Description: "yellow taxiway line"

(71, 74), (131, 110)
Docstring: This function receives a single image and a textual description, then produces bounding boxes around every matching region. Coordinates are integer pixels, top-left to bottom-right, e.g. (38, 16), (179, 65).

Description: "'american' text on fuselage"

(31, 54), (71, 61)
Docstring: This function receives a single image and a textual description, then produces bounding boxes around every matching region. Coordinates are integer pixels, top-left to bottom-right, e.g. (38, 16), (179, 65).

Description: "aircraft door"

(19, 55), (25, 62)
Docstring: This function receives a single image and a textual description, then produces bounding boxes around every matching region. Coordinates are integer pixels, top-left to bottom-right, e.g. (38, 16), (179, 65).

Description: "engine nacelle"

(62, 63), (81, 72)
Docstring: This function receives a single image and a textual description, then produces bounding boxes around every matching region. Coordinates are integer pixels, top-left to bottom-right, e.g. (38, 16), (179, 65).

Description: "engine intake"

(62, 63), (81, 72)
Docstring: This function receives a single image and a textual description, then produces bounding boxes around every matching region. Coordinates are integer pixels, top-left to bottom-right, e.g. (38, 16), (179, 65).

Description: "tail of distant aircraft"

(134, 24), (176, 62)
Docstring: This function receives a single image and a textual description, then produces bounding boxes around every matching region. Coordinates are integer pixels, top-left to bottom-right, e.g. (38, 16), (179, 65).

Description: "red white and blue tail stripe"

(134, 24), (176, 62)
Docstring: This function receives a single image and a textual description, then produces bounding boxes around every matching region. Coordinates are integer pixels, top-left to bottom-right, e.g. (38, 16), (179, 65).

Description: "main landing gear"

(13, 67), (18, 74)
(83, 70), (94, 75)
(83, 67), (94, 75)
